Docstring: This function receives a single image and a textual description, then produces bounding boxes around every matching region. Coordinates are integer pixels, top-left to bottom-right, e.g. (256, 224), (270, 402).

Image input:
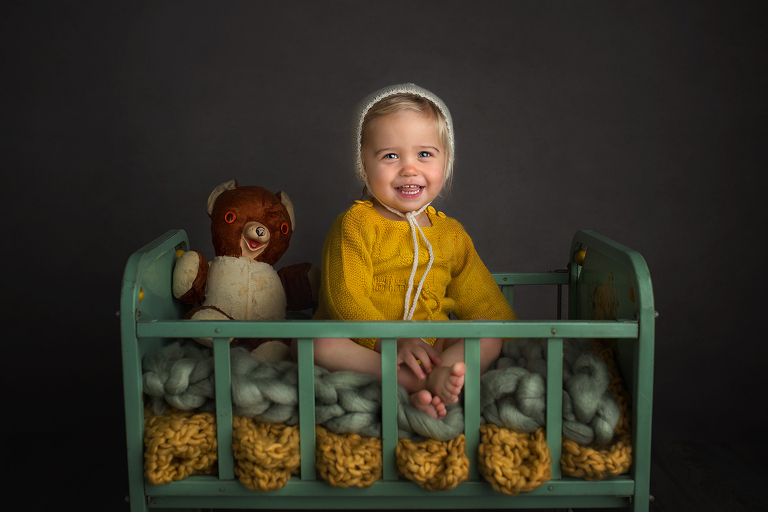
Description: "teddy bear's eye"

(281, 222), (289, 234)
(225, 211), (236, 223)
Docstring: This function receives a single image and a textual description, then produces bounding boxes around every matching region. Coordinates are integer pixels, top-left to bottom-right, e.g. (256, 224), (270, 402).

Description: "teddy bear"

(172, 179), (319, 361)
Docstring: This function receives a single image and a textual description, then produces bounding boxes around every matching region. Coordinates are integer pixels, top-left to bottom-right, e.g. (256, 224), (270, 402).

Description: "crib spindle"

(297, 337), (317, 480)
(464, 337), (481, 480)
(546, 337), (563, 481)
(213, 337), (235, 481)
(381, 338), (398, 480)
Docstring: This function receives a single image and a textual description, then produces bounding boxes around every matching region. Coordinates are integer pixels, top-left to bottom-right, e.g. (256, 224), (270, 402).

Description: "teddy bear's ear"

(276, 191), (295, 230)
(206, 180), (238, 217)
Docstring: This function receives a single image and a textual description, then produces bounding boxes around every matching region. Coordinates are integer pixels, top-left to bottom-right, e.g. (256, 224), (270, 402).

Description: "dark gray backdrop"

(4, 0), (766, 493)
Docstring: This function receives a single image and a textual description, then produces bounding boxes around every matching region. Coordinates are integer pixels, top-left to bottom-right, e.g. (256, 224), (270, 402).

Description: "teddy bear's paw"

(172, 250), (208, 303)
(189, 307), (233, 347)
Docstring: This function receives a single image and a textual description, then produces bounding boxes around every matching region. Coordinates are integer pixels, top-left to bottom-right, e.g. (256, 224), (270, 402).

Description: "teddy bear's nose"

(244, 222), (270, 243)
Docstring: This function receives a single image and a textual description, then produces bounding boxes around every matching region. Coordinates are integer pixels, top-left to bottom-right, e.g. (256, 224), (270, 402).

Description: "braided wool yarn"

(559, 273), (633, 480)
(477, 425), (551, 496)
(560, 340), (632, 480)
(232, 417), (300, 491)
(143, 407), (217, 485)
(143, 340), (615, 444)
(396, 435), (469, 491)
(315, 426), (382, 487)
(143, 342), (465, 441)
(490, 338), (621, 445)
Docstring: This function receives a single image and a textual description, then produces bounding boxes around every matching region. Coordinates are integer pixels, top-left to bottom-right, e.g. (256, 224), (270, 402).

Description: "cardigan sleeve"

(314, 207), (385, 349)
(445, 226), (517, 322)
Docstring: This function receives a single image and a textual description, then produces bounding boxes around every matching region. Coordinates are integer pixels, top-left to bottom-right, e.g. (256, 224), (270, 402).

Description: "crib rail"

(121, 229), (653, 511)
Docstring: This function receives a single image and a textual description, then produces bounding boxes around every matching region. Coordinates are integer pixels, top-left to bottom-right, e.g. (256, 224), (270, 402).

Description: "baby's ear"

(276, 191), (295, 230)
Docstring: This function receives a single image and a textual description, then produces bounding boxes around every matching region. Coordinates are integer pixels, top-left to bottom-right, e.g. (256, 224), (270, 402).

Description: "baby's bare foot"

(409, 390), (447, 419)
(427, 362), (466, 405)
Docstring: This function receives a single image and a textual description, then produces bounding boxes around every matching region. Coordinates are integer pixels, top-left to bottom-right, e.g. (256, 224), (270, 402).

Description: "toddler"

(308, 84), (517, 419)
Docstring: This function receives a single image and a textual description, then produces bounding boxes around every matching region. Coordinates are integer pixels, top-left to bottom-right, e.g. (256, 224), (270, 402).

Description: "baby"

(308, 84), (517, 419)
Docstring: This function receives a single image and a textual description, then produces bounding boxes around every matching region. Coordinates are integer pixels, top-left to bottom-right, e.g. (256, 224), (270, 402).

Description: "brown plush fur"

(209, 186), (293, 266)
(278, 262), (315, 311)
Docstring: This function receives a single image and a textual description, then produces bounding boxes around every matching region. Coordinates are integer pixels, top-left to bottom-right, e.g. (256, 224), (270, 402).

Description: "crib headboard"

(568, 229), (655, 489)
(570, 230), (653, 323)
(122, 229), (189, 314)
(568, 229), (654, 375)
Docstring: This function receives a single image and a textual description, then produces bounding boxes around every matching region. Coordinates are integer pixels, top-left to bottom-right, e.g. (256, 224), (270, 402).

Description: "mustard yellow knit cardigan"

(313, 201), (517, 348)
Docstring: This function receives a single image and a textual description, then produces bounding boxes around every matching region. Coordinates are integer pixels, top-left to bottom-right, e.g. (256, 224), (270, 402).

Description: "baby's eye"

(418, 151), (432, 158)
(383, 153), (398, 159)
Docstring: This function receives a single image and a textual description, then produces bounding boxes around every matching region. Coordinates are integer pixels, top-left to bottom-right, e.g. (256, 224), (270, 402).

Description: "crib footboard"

(121, 229), (653, 511)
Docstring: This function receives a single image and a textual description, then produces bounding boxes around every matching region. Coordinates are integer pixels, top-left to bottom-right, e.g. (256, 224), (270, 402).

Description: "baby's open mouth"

(397, 185), (423, 196)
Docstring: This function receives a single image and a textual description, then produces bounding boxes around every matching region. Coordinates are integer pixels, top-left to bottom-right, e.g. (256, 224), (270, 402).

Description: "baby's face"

(362, 109), (445, 215)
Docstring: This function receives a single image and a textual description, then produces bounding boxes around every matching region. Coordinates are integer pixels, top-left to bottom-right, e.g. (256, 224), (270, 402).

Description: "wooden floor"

(19, 437), (767, 511)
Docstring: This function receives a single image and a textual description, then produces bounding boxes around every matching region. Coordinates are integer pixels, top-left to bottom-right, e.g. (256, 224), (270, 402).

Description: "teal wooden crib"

(120, 229), (654, 511)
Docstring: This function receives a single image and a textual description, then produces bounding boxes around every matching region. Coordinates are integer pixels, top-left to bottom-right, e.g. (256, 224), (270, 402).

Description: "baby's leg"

(425, 334), (502, 405)
(306, 338), (452, 419)
(306, 337), (383, 375)
(302, 336), (503, 421)
(304, 338), (431, 392)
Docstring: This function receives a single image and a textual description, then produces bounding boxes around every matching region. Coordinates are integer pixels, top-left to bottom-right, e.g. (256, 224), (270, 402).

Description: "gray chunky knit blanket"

(142, 339), (619, 444)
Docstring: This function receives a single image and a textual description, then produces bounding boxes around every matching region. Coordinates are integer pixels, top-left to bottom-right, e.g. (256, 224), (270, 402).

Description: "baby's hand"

(396, 338), (442, 380)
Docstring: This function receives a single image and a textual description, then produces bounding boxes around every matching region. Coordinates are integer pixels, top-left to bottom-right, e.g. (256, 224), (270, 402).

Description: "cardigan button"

(427, 206), (436, 214)
(363, 200), (373, 207)
(438, 211), (446, 218)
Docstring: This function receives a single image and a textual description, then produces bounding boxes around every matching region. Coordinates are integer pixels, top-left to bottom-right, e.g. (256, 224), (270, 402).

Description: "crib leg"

(121, 328), (148, 512)
(630, 313), (655, 512)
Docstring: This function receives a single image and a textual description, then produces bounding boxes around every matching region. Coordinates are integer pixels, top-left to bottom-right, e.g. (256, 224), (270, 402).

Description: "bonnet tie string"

(377, 201), (435, 320)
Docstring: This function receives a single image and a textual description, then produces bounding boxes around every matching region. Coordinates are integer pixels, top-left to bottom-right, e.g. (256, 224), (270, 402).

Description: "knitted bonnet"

(352, 83), (455, 188)
(352, 84), (455, 321)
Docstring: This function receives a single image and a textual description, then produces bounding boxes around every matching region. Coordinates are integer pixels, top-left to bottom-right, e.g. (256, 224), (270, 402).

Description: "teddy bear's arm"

(278, 262), (320, 311)
(172, 250), (209, 304)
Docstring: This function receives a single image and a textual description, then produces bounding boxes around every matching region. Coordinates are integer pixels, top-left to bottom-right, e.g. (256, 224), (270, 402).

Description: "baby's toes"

(447, 375), (463, 394)
(451, 362), (466, 378)
(431, 394), (447, 417)
(410, 390), (439, 419)
(414, 389), (433, 406)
